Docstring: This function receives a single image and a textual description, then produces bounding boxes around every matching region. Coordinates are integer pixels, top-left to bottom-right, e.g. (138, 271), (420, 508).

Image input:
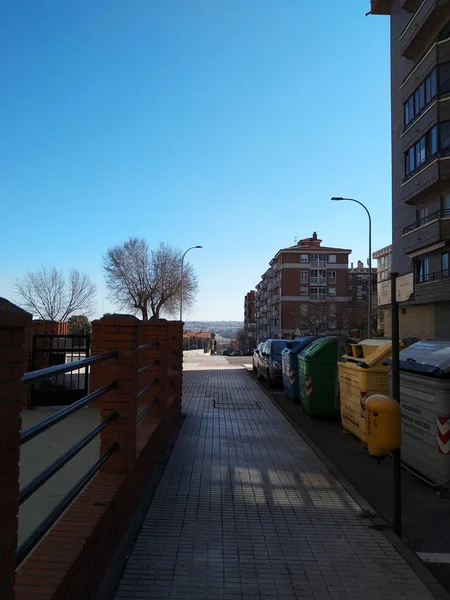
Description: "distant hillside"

(184, 321), (243, 340)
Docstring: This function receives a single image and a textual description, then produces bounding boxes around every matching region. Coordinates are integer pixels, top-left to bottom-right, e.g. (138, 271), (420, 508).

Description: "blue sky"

(1, 1), (391, 321)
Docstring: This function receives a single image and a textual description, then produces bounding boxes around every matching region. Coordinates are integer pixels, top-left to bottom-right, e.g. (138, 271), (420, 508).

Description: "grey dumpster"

(387, 340), (450, 485)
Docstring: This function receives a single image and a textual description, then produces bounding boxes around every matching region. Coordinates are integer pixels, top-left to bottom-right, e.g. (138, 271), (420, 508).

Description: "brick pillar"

(139, 320), (170, 417)
(167, 321), (183, 411)
(0, 298), (32, 600)
(90, 315), (139, 473)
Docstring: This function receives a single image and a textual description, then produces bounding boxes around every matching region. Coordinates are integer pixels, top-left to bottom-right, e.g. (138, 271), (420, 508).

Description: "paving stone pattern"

(115, 361), (434, 599)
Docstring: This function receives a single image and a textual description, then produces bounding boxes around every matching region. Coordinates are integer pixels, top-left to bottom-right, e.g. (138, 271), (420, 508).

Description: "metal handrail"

(19, 411), (119, 505)
(22, 350), (119, 386)
(417, 269), (450, 283)
(402, 208), (450, 234)
(20, 382), (117, 445)
(15, 442), (118, 567)
(138, 341), (159, 351)
(138, 359), (158, 374)
(136, 399), (159, 424)
(137, 378), (159, 399)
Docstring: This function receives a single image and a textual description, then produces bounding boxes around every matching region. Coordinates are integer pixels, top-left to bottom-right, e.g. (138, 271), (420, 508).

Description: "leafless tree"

(293, 299), (335, 336)
(103, 238), (198, 320)
(15, 267), (96, 321)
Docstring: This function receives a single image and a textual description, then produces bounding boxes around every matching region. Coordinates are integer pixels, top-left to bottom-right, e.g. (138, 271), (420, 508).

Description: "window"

(405, 125), (439, 176)
(328, 270), (336, 280)
(328, 287), (336, 296)
(441, 121), (450, 152)
(404, 68), (437, 128)
(443, 252), (449, 274)
(300, 254), (308, 263)
(440, 62), (450, 95)
(388, 254), (392, 263)
(442, 193), (450, 213)
(417, 205), (428, 225)
(300, 271), (308, 283)
(300, 287), (309, 296)
(380, 256), (385, 266)
(416, 257), (429, 283)
(328, 254), (336, 263)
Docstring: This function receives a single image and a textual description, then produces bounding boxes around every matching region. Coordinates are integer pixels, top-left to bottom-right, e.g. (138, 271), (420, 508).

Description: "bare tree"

(15, 267), (96, 322)
(103, 238), (198, 320)
(293, 299), (336, 336)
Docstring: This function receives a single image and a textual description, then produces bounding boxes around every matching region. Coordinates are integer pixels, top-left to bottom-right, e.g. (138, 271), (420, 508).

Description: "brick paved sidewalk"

(114, 358), (435, 599)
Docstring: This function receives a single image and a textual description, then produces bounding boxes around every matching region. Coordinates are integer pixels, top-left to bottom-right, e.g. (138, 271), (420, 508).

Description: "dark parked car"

(253, 339), (293, 387)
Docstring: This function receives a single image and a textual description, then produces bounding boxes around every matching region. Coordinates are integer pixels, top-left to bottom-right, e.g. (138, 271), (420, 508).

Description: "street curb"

(92, 414), (186, 600)
(249, 372), (450, 600)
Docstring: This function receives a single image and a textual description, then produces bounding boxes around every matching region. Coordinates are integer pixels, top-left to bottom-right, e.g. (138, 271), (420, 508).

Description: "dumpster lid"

(385, 340), (450, 376)
(282, 337), (316, 356)
(299, 336), (337, 359)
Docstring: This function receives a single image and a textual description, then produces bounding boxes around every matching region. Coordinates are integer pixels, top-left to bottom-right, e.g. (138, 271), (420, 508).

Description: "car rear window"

(271, 341), (288, 354)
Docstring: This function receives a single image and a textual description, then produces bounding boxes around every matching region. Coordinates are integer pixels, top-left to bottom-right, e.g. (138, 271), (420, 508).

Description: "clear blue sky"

(1, 1), (391, 321)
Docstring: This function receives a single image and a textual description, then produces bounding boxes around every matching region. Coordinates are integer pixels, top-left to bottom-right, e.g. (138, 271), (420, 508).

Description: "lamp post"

(180, 245), (203, 324)
(331, 197), (372, 338)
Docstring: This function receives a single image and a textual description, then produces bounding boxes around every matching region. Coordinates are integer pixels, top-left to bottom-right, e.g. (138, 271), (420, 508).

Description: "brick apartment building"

(372, 0), (450, 338)
(348, 260), (378, 307)
(372, 244), (392, 333)
(244, 291), (257, 349)
(255, 233), (351, 340)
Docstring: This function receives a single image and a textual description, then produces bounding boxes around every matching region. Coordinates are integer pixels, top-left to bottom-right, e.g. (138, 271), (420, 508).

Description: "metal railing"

(310, 277), (326, 285)
(17, 350), (120, 566)
(417, 269), (450, 283)
(402, 208), (450, 234)
(136, 340), (160, 423)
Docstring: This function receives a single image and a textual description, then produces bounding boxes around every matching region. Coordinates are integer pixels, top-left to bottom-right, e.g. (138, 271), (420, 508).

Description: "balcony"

(400, 0), (450, 60)
(400, 155), (450, 204)
(402, 208), (450, 253)
(371, 0), (392, 14)
(415, 269), (450, 301)
(310, 260), (327, 268)
(310, 277), (327, 285)
(328, 277), (337, 284)
(310, 293), (327, 301)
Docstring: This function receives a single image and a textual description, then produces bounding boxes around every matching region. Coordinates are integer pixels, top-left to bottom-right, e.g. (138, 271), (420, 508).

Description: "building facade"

(372, 244), (392, 333)
(243, 290), (257, 350)
(255, 233), (351, 340)
(372, 0), (450, 338)
(372, 244), (393, 282)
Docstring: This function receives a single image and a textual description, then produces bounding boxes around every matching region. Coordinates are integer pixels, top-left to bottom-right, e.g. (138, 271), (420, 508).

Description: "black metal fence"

(30, 334), (91, 406)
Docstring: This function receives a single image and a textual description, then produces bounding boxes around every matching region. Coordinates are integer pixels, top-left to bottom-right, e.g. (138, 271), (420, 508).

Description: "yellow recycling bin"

(366, 394), (401, 458)
(338, 339), (400, 445)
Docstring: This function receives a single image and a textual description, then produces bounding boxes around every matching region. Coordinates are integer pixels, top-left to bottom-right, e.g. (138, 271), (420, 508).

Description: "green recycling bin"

(298, 336), (341, 418)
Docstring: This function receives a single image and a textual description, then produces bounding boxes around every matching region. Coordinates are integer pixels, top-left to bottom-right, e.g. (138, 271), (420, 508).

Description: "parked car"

(222, 349), (230, 356)
(253, 339), (293, 387)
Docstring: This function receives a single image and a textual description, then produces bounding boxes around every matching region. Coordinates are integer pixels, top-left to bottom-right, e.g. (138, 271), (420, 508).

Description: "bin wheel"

(256, 369), (263, 381)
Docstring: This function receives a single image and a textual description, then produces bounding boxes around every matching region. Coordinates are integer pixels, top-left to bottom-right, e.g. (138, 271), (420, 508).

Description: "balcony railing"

(310, 277), (326, 285)
(402, 209), (450, 234)
(310, 260), (327, 268)
(328, 277), (336, 284)
(310, 293), (327, 301)
(417, 269), (449, 283)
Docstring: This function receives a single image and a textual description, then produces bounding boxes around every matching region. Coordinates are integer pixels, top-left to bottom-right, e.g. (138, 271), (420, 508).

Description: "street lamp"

(331, 197), (373, 338)
(180, 245), (203, 323)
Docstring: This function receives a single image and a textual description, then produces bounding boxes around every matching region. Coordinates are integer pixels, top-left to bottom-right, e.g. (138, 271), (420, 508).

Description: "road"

(224, 354), (450, 596)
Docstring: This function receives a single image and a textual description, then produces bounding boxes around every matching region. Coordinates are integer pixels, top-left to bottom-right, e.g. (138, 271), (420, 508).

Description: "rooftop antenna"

(294, 236), (299, 244)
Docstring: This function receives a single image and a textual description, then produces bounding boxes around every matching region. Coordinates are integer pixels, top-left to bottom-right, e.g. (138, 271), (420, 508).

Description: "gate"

(30, 335), (91, 406)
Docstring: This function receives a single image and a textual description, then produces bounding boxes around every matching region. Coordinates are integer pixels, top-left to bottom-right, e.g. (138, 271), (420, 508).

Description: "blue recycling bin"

(282, 337), (316, 402)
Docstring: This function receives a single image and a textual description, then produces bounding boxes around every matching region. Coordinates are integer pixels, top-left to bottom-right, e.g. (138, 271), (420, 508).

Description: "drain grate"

(213, 399), (261, 410)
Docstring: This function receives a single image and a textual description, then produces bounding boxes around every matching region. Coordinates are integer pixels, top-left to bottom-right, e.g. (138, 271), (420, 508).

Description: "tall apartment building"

(348, 260), (378, 307)
(255, 233), (351, 340)
(372, 0), (450, 338)
(372, 244), (393, 333)
(243, 290), (257, 349)
(372, 244), (393, 282)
